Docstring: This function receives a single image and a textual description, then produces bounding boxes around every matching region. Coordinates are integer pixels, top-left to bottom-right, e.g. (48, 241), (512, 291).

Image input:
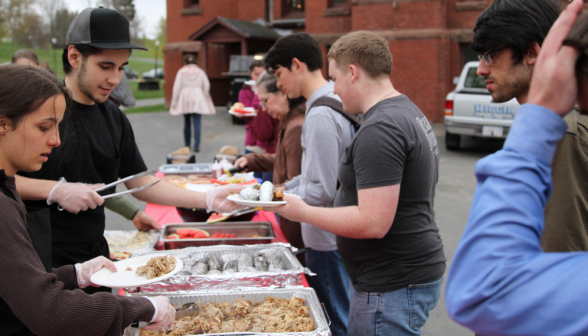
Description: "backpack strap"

(309, 96), (363, 130)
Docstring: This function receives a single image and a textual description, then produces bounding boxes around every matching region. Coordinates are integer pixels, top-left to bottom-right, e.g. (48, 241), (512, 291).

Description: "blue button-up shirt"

(445, 104), (588, 335)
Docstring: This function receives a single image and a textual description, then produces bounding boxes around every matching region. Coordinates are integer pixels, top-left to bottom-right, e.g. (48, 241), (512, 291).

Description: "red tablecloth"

(144, 193), (309, 287)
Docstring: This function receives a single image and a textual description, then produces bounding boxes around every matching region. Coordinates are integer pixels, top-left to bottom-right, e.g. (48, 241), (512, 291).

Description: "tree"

(101, 0), (135, 21)
(12, 12), (49, 48)
(157, 17), (166, 44)
(51, 8), (77, 48)
(40, 0), (64, 25)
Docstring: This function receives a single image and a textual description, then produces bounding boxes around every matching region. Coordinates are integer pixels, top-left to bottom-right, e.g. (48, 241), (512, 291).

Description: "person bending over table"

(234, 71), (306, 258)
(14, 8), (241, 294)
(0, 64), (175, 336)
(270, 31), (446, 336)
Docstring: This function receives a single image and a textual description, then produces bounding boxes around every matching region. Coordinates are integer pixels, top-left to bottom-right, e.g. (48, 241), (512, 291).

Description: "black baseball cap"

(66, 7), (147, 50)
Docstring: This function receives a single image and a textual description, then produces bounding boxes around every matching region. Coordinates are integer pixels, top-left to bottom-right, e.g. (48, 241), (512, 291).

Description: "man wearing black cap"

(16, 7), (240, 293)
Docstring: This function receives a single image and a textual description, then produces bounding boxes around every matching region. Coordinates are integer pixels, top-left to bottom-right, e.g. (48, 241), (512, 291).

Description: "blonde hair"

(327, 31), (392, 79)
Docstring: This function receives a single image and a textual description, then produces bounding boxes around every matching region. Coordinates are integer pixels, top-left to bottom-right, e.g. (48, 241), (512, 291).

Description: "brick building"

(164, 0), (493, 122)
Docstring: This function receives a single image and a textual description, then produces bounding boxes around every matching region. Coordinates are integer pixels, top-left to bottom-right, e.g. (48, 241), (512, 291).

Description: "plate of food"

(226, 181), (292, 208)
(90, 255), (183, 288)
(229, 102), (257, 117)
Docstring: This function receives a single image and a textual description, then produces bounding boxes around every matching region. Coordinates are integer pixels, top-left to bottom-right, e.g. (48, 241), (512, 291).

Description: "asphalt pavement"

(106, 106), (505, 336)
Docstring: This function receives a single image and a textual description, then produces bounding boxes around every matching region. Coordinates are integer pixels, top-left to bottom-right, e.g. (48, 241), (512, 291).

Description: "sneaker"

(194, 148), (200, 153)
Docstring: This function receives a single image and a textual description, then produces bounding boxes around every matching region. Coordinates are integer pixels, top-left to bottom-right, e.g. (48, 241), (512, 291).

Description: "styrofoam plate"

(226, 194), (288, 208)
(90, 255), (183, 288)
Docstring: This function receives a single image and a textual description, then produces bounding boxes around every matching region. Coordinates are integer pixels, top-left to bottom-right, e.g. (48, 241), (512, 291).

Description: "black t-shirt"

(20, 100), (147, 245)
(335, 95), (446, 293)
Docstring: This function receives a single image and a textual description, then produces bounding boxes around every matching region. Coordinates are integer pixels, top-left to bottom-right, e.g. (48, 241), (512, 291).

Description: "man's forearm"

(15, 175), (58, 201)
(104, 196), (139, 220)
(126, 176), (207, 209)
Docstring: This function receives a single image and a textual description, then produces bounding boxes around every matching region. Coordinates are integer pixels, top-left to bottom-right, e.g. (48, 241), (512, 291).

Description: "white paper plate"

(229, 108), (257, 117)
(227, 194), (287, 208)
(244, 79), (257, 86)
(90, 255), (183, 288)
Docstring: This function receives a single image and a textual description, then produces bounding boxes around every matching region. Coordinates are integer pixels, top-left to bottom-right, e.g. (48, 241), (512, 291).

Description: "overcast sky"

(61, 0), (166, 39)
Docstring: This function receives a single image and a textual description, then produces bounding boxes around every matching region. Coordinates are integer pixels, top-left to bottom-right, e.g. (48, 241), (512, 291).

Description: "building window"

(329, 0), (349, 7)
(283, 0), (305, 17)
(185, 0), (199, 8)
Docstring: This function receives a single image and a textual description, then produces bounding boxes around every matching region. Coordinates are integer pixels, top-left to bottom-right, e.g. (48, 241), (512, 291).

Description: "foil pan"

(160, 222), (275, 249)
(126, 244), (312, 293)
(159, 163), (213, 176)
(124, 287), (331, 336)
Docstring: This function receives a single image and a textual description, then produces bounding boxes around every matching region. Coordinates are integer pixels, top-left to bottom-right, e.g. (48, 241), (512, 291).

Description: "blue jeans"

(348, 277), (443, 336)
(306, 250), (350, 336)
(183, 113), (201, 150)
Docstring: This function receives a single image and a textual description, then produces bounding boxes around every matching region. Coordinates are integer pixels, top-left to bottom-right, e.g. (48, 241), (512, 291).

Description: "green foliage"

(102, 0), (136, 21)
(157, 17), (166, 44)
(51, 8), (77, 49)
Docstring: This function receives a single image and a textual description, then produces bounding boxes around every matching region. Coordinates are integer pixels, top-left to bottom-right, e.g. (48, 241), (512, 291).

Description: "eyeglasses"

(478, 46), (507, 66)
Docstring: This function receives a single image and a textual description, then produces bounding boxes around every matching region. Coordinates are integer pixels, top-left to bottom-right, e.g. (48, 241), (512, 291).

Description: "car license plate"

(482, 126), (503, 137)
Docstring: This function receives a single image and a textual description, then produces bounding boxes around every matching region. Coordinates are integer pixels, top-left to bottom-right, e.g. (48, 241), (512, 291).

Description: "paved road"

(121, 97), (166, 109)
(106, 107), (505, 335)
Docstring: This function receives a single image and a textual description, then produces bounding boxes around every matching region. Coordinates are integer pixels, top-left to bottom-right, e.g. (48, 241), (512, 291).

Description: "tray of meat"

(126, 243), (312, 293)
(159, 222), (275, 249)
(159, 163), (213, 176)
(104, 231), (160, 260)
(124, 287), (331, 336)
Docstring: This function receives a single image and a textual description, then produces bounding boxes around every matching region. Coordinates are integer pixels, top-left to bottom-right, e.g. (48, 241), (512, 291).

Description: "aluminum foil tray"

(159, 163), (213, 176)
(126, 244), (310, 293)
(124, 287), (331, 336)
(104, 230), (160, 260)
(160, 222), (275, 249)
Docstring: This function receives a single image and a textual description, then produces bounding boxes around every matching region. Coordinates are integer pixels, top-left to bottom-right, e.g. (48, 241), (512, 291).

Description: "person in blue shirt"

(445, 0), (588, 335)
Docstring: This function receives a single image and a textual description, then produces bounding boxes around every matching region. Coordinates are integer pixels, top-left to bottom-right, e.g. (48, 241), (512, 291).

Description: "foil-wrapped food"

(238, 182), (284, 202)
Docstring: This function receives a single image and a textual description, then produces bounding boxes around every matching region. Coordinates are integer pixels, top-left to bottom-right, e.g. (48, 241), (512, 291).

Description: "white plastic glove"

(47, 177), (105, 214)
(143, 296), (175, 331)
(74, 256), (117, 288)
(206, 184), (247, 213)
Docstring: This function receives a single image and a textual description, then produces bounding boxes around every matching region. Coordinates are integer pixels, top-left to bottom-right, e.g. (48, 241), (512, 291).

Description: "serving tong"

(57, 170), (159, 211)
(95, 170), (159, 199)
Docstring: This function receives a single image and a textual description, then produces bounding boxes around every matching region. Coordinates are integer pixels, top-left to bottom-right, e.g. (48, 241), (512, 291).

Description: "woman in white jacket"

(170, 54), (216, 152)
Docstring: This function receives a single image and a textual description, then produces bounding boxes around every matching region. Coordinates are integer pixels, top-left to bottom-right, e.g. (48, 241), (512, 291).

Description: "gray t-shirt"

(335, 95), (446, 293)
(284, 82), (355, 251)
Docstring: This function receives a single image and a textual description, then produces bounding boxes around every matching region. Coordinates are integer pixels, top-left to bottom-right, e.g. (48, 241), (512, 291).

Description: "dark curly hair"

(472, 0), (562, 65)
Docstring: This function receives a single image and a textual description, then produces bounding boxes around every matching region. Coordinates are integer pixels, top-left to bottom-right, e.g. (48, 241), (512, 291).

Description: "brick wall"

(306, 0), (352, 34)
(165, 0), (487, 120)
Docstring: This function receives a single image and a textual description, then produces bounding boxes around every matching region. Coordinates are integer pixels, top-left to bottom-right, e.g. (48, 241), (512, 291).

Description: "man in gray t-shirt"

(265, 33), (352, 336)
(272, 31), (446, 335)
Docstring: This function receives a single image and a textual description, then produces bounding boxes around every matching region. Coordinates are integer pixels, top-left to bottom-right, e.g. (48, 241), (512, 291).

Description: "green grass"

(129, 80), (165, 100)
(1, 42), (164, 83)
(130, 39), (164, 59)
(127, 59), (160, 78)
(123, 104), (168, 114)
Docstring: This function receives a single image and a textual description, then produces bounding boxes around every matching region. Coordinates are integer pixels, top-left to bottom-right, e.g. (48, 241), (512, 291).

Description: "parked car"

(142, 68), (164, 80)
(124, 65), (138, 80)
(444, 61), (520, 150)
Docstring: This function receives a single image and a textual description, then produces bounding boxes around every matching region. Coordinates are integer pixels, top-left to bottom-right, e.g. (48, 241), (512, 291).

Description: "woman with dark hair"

(0, 65), (175, 335)
(170, 54), (216, 153)
(234, 71), (306, 259)
(11, 49), (40, 66)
